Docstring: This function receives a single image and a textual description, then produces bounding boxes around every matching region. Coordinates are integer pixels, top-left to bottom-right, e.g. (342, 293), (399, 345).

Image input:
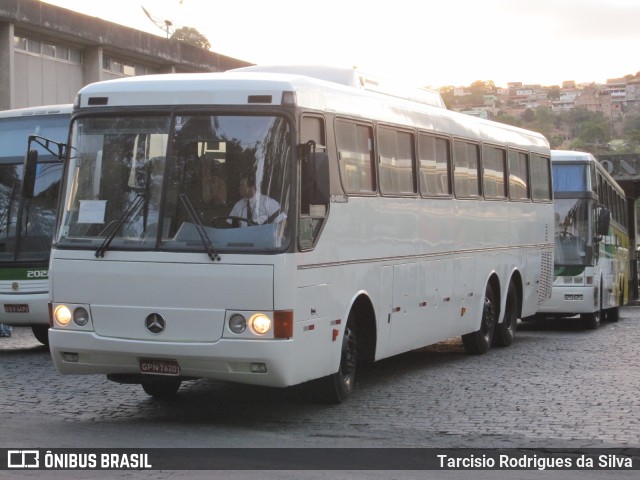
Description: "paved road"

(1, 307), (639, 479)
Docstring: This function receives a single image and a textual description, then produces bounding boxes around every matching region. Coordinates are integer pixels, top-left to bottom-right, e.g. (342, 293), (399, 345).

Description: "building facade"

(0, 0), (252, 110)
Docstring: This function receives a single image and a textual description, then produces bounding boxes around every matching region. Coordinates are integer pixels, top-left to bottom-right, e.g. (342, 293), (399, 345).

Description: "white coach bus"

(537, 150), (628, 329)
(0, 104), (71, 344)
(46, 67), (553, 402)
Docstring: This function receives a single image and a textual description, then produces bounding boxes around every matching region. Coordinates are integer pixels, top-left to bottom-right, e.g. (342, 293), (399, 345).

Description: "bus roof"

(552, 150), (625, 196)
(75, 68), (549, 152)
(0, 104), (73, 118)
(231, 65), (447, 109)
(551, 150), (597, 162)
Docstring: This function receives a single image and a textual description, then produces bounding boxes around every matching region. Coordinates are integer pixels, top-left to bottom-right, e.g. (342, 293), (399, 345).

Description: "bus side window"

(336, 119), (376, 194)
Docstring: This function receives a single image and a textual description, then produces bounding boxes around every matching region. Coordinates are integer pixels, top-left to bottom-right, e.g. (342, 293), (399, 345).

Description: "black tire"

(607, 287), (623, 323)
(462, 284), (497, 355)
(493, 283), (517, 347)
(317, 315), (358, 404)
(580, 310), (601, 330)
(606, 307), (620, 323)
(581, 282), (602, 330)
(31, 325), (49, 346)
(141, 378), (181, 398)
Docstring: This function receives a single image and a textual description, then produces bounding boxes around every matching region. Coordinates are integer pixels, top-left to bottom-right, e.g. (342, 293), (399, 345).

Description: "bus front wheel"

(581, 311), (601, 330)
(31, 325), (50, 346)
(317, 315), (358, 404)
(141, 378), (181, 399)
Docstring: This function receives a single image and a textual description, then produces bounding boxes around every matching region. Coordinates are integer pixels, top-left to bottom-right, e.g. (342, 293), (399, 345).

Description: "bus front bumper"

(48, 329), (298, 388)
(537, 285), (597, 316)
(0, 292), (49, 326)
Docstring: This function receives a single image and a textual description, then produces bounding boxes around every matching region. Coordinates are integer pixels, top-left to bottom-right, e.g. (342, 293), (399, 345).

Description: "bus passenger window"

(336, 120), (375, 194)
(482, 145), (507, 199)
(418, 133), (451, 196)
(453, 140), (480, 197)
(378, 128), (415, 195)
(530, 154), (552, 201)
(508, 150), (529, 201)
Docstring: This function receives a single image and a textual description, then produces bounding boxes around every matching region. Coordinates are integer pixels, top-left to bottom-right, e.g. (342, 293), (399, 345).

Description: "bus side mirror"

(309, 152), (330, 206)
(596, 206), (610, 237)
(299, 141), (329, 208)
(21, 149), (39, 199)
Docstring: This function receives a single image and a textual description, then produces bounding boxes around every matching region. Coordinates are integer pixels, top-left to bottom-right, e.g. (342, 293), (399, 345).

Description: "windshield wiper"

(95, 193), (144, 258)
(179, 193), (220, 262)
(95, 160), (154, 258)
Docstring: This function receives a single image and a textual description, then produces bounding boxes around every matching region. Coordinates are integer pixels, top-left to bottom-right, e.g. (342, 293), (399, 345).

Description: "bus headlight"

(249, 313), (272, 335)
(73, 307), (90, 326)
(229, 314), (247, 334)
(54, 305), (72, 325)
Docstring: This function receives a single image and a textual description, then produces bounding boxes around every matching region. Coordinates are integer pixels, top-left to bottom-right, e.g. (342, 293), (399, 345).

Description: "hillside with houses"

(439, 73), (640, 154)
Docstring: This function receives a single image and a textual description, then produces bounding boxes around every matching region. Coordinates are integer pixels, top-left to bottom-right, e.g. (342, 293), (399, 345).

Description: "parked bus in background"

(537, 150), (629, 329)
(46, 67), (553, 402)
(0, 104), (72, 345)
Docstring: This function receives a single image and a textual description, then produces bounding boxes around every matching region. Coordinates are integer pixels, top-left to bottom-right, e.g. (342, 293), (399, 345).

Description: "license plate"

(4, 304), (29, 313)
(139, 358), (180, 376)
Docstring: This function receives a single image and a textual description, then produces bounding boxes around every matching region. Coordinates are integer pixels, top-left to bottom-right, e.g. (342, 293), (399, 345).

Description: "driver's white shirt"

(228, 194), (280, 226)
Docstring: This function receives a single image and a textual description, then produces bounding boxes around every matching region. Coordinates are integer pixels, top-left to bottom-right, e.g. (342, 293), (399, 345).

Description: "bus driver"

(228, 170), (281, 227)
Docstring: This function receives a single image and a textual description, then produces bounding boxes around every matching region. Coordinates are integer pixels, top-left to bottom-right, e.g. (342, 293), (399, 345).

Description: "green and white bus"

(0, 105), (71, 344)
(538, 150), (629, 329)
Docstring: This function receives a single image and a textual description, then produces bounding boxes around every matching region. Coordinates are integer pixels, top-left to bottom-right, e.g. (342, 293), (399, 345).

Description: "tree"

(521, 108), (535, 123)
(469, 80), (496, 94)
(494, 111), (522, 128)
(171, 27), (211, 50)
(546, 86), (560, 100)
(577, 121), (609, 145)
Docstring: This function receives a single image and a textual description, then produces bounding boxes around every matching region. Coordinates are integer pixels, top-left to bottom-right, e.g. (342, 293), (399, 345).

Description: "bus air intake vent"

(88, 97), (109, 106)
(248, 95), (272, 104)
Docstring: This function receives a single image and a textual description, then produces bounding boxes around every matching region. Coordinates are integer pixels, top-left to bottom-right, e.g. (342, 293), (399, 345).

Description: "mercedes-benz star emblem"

(145, 313), (166, 334)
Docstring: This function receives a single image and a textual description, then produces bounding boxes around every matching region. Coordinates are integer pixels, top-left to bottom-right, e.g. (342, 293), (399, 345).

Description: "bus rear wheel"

(494, 283), (517, 347)
(462, 284), (497, 355)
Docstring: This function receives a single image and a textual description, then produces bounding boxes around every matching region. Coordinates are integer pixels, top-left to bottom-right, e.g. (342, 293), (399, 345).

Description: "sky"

(42, 0), (640, 89)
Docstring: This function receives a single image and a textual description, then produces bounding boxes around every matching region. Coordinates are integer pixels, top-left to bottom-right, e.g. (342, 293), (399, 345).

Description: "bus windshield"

(58, 113), (292, 254)
(554, 198), (593, 266)
(0, 115), (68, 262)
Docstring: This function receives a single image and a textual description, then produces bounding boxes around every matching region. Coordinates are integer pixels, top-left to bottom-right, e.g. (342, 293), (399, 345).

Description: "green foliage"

(577, 121), (610, 145)
(170, 27), (211, 50)
(546, 86), (560, 100)
(494, 112), (522, 127)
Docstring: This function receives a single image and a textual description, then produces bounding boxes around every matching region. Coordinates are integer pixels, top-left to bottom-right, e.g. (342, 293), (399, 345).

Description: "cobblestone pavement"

(1, 308), (639, 478)
(2, 308), (639, 449)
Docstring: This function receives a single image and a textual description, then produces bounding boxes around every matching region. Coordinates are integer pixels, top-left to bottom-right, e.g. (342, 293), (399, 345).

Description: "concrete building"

(0, 0), (252, 110)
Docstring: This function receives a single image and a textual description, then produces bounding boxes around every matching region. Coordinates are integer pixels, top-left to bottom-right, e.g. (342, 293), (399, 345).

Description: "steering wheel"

(210, 215), (257, 228)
